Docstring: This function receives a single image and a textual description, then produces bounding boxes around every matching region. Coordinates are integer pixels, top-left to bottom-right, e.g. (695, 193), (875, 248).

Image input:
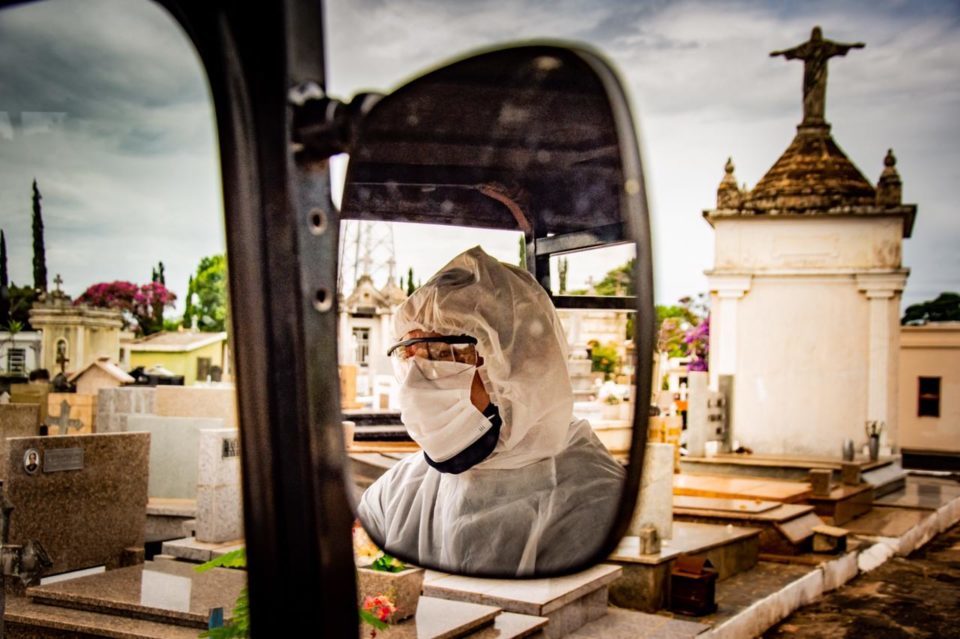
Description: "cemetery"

(0, 16), (957, 639)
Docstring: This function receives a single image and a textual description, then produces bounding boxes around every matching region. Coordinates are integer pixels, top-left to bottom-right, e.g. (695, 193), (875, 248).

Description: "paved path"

(765, 520), (960, 639)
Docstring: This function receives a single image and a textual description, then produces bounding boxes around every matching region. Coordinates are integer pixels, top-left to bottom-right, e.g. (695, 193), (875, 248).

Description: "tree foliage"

(32, 179), (47, 292)
(656, 295), (708, 358)
(183, 254), (228, 332)
(406, 266), (416, 296)
(76, 280), (176, 336)
(7, 284), (37, 330)
(589, 341), (621, 380)
(902, 292), (960, 324)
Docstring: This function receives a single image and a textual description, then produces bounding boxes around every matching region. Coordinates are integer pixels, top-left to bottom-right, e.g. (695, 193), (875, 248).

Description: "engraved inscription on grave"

(43, 447), (84, 473)
(221, 438), (240, 459)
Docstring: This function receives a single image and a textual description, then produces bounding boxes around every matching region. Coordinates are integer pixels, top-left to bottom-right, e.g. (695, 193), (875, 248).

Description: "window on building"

(197, 357), (212, 381)
(353, 328), (371, 366)
(918, 376), (941, 418)
(7, 348), (26, 374)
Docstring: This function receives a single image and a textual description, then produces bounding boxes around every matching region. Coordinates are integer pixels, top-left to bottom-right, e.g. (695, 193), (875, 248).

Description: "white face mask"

(398, 359), (494, 463)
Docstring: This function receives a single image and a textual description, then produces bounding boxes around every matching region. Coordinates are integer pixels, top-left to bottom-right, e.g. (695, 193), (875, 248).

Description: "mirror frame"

(0, 1), (654, 635)
(342, 43), (654, 576)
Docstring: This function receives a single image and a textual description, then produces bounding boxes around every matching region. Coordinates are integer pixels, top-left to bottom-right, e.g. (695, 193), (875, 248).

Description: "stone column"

(856, 272), (908, 451)
(706, 275), (752, 391)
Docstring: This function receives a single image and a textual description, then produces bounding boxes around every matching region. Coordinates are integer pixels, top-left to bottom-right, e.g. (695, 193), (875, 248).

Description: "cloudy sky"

(1, 0), (957, 314)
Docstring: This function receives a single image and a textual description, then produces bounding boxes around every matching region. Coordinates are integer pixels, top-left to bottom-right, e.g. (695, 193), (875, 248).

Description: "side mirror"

(340, 44), (654, 577)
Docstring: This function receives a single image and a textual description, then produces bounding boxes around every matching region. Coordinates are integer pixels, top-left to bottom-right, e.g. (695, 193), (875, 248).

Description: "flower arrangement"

(684, 316), (710, 372)
(865, 421), (884, 439)
(354, 522), (424, 625)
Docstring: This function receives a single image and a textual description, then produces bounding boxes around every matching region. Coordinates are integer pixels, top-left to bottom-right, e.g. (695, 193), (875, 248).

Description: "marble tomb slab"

(126, 415), (224, 499)
(673, 501), (823, 556)
(3, 595), (199, 639)
(26, 560), (246, 628)
(4, 433), (149, 576)
(673, 496), (779, 514)
(154, 386), (237, 426)
(423, 564), (620, 639)
(806, 483), (874, 525)
(673, 474), (811, 503)
(875, 477), (960, 511)
(568, 607), (708, 639)
(371, 596), (500, 639)
(196, 428), (242, 543)
(468, 611), (550, 639)
(96, 387), (156, 434)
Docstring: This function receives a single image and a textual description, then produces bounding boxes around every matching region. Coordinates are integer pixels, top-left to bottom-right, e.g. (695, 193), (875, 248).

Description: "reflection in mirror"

(339, 46), (646, 577)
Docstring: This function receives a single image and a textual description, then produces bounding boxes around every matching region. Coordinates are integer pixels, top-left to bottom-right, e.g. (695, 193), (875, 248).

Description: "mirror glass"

(339, 46), (647, 576)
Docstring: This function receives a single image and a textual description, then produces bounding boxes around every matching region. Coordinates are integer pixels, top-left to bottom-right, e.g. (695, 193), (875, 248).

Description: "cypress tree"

(0, 230), (10, 326)
(518, 234), (527, 268)
(32, 179), (47, 292)
(406, 267), (415, 296)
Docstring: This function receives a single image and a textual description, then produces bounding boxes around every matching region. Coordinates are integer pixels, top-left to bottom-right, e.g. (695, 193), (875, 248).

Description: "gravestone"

(97, 386), (156, 433)
(0, 404), (41, 480)
(3, 432), (150, 576)
(154, 386), (237, 427)
(126, 415), (225, 499)
(686, 372), (727, 457)
(628, 442), (674, 541)
(196, 428), (242, 543)
(48, 392), (96, 434)
(10, 383), (50, 424)
(45, 399), (85, 435)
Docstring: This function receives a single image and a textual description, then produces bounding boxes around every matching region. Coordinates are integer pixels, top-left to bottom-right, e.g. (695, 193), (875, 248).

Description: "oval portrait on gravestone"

(23, 448), (40, 475)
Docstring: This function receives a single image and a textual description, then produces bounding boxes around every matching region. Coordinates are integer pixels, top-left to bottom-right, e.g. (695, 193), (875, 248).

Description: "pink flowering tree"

(76, 280), (176, 335)
(683, 315), (709, 372)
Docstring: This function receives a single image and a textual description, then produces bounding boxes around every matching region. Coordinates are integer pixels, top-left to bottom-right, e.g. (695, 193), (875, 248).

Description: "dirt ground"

(765, 521), (960, 639)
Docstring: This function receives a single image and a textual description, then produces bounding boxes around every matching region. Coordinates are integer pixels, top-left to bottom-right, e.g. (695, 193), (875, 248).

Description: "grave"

(46, 394), (95, 434)
(672, 496), (824, 556)
(673, 473), (811, 503)
(2, 432), (149, 578)
(806, 482), (874, 526)
(608, 522), (759, 612)
(5, 558), (245, 637)
(162, 429), (243, 562)
(126, 415), (224, 500)
(9, 383), (49, 424)
(0, 404), (40, 480)
(96, 386), (156, 434)
(154, 386), (237, 426)
(423, 563), (621, 639)
(680, 453), (907, 495)
(43, 399), (86, 436)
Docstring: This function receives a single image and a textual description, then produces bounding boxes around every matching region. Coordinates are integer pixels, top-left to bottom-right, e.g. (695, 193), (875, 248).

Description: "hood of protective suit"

(394, 246), (573, 469)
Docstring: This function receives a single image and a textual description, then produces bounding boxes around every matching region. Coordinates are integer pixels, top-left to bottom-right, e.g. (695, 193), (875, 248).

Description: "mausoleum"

(703, 27), (917, 456)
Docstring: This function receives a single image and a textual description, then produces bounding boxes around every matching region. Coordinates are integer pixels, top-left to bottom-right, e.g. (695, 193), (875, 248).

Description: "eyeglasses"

(387, 335), (479, 365)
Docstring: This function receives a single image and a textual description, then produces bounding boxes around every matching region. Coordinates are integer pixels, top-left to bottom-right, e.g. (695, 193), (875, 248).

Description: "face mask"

(399, 359), (499, 471)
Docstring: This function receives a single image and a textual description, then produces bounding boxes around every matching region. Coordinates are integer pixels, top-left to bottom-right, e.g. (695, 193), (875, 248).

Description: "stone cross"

(770, 26), (864, 125)
(55, 348), (69, 375)
(46, 400), (84, 435)
(53, 273), (64, 294)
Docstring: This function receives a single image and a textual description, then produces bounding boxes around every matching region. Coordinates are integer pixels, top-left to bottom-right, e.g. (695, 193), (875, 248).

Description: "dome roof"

(743, 125), (875, 212)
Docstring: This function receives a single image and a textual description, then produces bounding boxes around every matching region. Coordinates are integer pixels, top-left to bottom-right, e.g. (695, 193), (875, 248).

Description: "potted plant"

(354, 523), (424, 623)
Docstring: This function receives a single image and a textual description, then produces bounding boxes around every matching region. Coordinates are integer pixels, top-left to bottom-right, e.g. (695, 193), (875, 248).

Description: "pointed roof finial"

(717, 157), (743, 208)
(877, 148), (902, 206)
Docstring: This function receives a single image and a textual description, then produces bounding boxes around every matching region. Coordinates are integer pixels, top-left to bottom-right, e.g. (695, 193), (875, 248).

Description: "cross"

(45, 400), (84, 435)
(55, 348), (69, 375)
(770, 26), (864, 126)
(53, 274), (64, 293)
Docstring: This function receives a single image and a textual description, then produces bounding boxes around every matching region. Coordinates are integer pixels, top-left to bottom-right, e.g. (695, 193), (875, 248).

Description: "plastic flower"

(353, 522), (384, 566)
(363, 595), (397, 623)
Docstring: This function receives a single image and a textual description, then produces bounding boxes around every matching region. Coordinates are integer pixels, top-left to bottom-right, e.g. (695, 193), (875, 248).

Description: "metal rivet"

(308, 208), (327, 235)
(313, 288), (333, 313)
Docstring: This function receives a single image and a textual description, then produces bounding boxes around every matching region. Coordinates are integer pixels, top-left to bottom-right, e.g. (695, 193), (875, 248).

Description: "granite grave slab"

(125, 415), (224, 500)
(3, 433), (149, 576)
(96, 387), (156, 434)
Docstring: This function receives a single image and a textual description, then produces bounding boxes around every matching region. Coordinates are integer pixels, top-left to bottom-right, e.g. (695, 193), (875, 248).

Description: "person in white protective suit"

(357, 246), (625, 575)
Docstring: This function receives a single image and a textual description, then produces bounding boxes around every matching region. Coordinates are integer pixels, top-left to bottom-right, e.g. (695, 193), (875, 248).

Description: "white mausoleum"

(703, 29), (917, 457)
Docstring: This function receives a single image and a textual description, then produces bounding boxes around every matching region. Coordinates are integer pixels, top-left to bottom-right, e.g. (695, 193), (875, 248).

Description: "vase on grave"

(357, 565), (425, 623)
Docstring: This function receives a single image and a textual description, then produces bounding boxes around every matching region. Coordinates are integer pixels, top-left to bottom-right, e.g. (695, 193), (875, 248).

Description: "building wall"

(129, 341), (224, 386)
(727, 275), (871, 456)
(898, 324), (960, 453)
(709, 216), (905, 457)
(714, 216), (903, 271)
(0, 331), (42, 374)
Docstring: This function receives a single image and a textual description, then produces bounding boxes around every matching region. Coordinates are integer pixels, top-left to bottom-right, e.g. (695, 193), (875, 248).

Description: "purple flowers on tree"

(75, 280), (176, 335)
(683, 316), (710, 372)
